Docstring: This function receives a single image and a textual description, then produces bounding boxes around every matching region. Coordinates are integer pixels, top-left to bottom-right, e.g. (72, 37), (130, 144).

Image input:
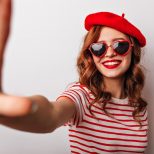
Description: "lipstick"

(102, 60), (122, 69)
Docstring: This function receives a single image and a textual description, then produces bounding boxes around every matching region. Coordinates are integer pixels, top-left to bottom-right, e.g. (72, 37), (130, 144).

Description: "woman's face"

(92, 26), (133, 79)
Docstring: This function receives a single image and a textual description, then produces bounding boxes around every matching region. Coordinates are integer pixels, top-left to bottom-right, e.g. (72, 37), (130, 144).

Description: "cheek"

(92, 55), (103, 65)
(122, 53), (132, 69)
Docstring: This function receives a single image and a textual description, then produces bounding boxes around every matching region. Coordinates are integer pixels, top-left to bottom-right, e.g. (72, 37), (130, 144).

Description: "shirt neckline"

(111, 96), (129, 104)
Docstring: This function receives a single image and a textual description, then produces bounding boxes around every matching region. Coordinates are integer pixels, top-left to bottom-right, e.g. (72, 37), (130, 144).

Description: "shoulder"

(58, 82), (95, 106)
(65, 82), (94, 98)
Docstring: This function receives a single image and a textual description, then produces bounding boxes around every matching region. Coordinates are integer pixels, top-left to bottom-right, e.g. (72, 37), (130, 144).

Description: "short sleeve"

(56, 82), (87, 126)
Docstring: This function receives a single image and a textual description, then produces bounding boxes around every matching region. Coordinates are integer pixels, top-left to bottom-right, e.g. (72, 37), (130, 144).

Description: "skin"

(92, 26), (133, 99)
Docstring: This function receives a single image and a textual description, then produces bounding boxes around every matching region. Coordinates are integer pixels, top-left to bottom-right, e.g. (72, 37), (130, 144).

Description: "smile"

(102, 60), (122, 69)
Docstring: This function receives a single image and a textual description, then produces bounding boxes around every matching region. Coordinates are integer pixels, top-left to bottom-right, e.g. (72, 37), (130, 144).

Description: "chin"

(102, 71), (126, 79)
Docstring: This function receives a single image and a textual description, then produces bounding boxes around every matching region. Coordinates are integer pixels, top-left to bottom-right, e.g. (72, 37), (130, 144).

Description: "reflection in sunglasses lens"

(114, 42), (129, 55)
(91, 43), (106, 57)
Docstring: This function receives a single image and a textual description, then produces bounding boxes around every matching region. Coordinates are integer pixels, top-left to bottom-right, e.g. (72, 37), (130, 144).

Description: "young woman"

(0, 0), (148, 153)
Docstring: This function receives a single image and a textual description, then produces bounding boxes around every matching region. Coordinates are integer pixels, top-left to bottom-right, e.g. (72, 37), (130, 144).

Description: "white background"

(0, 0), (153, 153)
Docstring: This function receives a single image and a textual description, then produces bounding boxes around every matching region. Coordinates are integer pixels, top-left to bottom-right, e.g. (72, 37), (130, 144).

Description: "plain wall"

(0, 0), (153, 153)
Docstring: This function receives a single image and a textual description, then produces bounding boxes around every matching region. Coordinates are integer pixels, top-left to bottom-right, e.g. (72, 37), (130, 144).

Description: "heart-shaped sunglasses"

(89, 40), (133, 58)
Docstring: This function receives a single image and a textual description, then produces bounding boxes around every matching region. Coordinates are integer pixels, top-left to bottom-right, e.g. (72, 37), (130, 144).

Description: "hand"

(0, 93), (33, 118)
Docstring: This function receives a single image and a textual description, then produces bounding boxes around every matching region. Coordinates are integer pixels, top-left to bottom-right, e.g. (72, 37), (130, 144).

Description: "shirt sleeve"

(56, 82), (86, 126)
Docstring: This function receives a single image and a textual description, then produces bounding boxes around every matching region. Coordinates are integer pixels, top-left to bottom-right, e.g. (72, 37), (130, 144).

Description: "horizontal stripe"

(82, 119), (147, 132)
(69, 129), (147, 143)
(71, 150), (80, 154)
(75, 125), (147, 137)
(87, 109), (148, 127)
(69, 128), (147, 141)
(70, 140), (144, 153)
(69, 135), (147, 148)
(58, 82), (148, 153)
(70, 145), (96, 153)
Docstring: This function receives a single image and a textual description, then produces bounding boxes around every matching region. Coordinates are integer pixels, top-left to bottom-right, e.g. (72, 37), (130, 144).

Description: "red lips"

(103, 59), (122, 64)
(102, 60), (122, 69)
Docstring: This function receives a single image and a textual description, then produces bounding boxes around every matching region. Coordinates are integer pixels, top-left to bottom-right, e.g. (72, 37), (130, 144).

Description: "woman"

(0, 0), (148, 153)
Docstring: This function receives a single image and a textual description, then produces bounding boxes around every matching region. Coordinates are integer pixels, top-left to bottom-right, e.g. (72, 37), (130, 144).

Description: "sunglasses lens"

(90, 43), (106, 57)
(113, 41), (130, 55)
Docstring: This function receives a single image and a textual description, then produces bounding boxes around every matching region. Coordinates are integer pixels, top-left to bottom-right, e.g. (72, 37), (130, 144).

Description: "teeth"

(104, 61), (120, 66)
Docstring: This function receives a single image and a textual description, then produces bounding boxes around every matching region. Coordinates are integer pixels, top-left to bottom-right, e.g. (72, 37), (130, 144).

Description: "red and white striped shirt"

(57, 82), (148, 154)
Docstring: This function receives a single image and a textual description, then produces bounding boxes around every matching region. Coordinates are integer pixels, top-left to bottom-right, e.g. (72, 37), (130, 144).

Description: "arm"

(0, 95), (76, 133)
(0, 0), (76, 133)
(0, 0), (11, 91)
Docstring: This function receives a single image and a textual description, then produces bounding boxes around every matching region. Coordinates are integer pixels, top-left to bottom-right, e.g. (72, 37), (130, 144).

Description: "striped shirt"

(57, 82), (148, 154)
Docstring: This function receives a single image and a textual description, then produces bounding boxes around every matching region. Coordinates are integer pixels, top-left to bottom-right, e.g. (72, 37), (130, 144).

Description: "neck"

(102, 77), (126, 99)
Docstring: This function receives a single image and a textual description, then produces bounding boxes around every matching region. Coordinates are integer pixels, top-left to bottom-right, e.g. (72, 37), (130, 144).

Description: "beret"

(84, 12), (146, 47)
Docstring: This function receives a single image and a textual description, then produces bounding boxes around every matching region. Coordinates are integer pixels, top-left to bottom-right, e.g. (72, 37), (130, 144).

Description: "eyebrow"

(97, 37), (128, 43)
(112, 38), (127, 41)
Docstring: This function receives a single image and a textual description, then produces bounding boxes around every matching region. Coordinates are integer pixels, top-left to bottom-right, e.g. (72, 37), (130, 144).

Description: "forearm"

(0, 95), (57, 133)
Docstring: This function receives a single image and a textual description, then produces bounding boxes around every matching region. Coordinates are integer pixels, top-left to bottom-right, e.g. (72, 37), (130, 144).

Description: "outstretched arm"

(0, 95), (76, 133)
(0, 0), (76, 133)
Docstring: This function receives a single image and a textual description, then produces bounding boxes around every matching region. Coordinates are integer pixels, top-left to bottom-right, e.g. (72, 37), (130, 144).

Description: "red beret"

(84, 12), (146, 47)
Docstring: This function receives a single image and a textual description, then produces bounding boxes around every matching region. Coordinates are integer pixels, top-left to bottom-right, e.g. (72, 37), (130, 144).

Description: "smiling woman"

(91, 27), (133, 81)
(0, 1), (148, 154)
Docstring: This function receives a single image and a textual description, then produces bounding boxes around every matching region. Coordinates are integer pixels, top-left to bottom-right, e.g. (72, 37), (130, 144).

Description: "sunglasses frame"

(89, 40), (134, 58)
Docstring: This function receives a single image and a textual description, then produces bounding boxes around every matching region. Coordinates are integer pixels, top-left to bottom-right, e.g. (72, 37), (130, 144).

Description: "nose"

(104, 45), (117, 58)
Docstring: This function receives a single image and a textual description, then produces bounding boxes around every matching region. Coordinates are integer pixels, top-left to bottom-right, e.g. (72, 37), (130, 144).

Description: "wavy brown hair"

(77, 25), (147, 128)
